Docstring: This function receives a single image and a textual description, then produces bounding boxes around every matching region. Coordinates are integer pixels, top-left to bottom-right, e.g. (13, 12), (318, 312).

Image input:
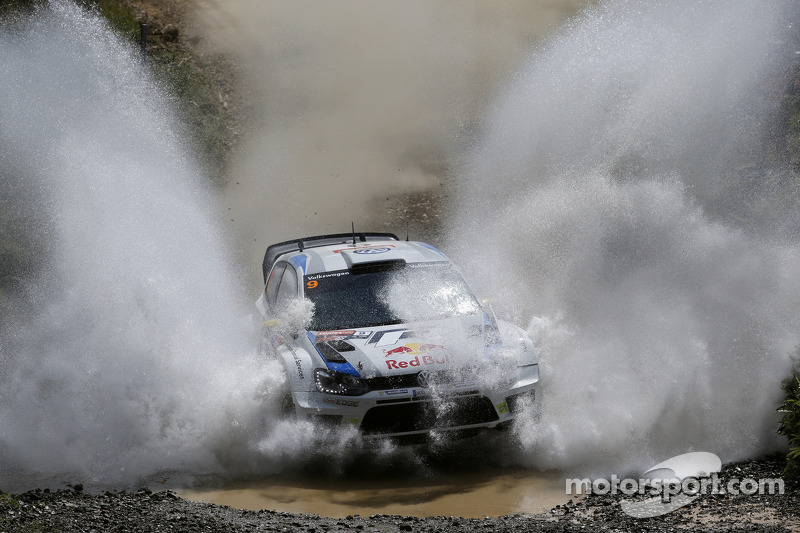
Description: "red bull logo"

(383, 343), (447, 357)
(384, 345), (413, 356)
(383, 343), (451, 369)
(385, 353), (454, 370)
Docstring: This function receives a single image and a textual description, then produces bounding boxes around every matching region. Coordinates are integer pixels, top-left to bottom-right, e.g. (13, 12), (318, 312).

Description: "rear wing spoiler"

(262, 232), (399, 282)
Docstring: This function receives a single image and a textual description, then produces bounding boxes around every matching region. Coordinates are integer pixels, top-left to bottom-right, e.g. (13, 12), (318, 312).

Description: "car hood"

(308, 315), (490, 378)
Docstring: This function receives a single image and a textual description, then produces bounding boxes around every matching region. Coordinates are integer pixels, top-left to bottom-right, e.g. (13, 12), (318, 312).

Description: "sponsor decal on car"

(316, 330), (356, 342)
(378, 389), (409, 396)
(332, 244), (396, 254)
(369, 329), (423, 347)
(293, 354), (305, 380)
(305, 271), (350, 281)
(323, 398), (360, 407)
(352, 247), (392, 254)
(313, 330), (372, 343)
(383, 342), (448, 357)
(283, 345), (306, 380)
(385, 353), (455, 369)
(496, 401), (509, 414)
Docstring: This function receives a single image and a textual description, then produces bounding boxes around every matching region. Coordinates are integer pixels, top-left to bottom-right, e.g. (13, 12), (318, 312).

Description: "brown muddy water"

(179, 470), (572, 518)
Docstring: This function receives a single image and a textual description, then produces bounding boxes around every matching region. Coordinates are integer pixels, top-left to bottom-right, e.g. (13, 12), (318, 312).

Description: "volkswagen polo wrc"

(256, 232), (539, 440)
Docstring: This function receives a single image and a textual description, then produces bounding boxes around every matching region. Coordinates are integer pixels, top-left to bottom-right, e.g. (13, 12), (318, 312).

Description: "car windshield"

(304, 261), (482, 331)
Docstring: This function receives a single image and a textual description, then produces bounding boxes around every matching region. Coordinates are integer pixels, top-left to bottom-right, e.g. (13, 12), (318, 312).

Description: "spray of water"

(0, 2), (469, 491)
(448, 0), (800, 475)
(0, 2), (285, 489)
(4, 0), (798, 492)
(0, 0), (590, 492)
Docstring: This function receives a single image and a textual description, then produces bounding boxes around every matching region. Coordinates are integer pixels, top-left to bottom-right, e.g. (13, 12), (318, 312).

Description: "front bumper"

(291, 365), (539, 438)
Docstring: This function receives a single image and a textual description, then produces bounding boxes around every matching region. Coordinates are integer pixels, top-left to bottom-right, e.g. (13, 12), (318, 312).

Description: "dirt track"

(2, 456), (797, 532)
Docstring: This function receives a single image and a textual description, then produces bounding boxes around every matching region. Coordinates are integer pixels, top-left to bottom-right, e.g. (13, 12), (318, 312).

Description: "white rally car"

(256, 232), (539, 440)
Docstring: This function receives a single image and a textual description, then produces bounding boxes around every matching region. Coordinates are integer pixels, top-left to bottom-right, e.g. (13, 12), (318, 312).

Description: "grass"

(0, 493), (20, 510)
(778, 349), (800, 479)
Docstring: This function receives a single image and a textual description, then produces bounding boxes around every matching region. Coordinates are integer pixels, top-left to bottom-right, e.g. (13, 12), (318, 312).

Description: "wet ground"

(3, 456), (797, 532)
(179, 469), (570, 518)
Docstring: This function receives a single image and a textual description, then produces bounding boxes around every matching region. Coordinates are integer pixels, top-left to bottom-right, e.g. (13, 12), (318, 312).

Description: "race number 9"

(306, 280), (318, 289)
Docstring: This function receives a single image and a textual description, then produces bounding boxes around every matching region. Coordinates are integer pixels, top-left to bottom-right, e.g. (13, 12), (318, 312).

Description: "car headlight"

(314, 368), (369, 396)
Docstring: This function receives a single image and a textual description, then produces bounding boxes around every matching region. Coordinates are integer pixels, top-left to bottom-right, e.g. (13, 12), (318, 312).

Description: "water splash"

(0, 1), (277, 489)
(0, 1), (574, 491)
(4, 0), (799, 492)
(449, 0), (800, 475)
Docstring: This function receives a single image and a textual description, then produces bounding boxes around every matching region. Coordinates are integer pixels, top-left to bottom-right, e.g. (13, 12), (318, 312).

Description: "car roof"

(263, 233), (450, 280)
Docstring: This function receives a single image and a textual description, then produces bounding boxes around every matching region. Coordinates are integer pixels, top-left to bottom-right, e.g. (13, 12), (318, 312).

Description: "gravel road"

(2, 456), (796, 532)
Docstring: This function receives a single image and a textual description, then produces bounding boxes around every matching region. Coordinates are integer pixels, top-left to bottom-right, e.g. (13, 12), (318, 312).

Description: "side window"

(275, 265), (299, 309)
(265, 263), (286, 310)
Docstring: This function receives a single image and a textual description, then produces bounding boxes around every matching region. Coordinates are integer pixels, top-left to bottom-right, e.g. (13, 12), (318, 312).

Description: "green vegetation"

(82, 0), (235, 185)
(147, 46), (235, 184)
(778, 348), (800, 479)
(91, 0), (140, 40)
(0, 492), (20, 510)
(85, 0), (236, 184)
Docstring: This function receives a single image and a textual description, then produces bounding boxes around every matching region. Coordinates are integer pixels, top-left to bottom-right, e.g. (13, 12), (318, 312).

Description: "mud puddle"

(179, 470), (570, 518)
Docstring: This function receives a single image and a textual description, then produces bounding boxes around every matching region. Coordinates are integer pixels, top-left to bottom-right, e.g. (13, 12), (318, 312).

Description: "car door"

(273, 262), (299, 312)
(268, 262), (314, 391)
(264, 262), (286, 312)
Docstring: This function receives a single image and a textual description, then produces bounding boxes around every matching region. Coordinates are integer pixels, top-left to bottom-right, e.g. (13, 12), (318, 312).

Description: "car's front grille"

(359, 395), (499, 434)
(364, 374), (420, 391)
